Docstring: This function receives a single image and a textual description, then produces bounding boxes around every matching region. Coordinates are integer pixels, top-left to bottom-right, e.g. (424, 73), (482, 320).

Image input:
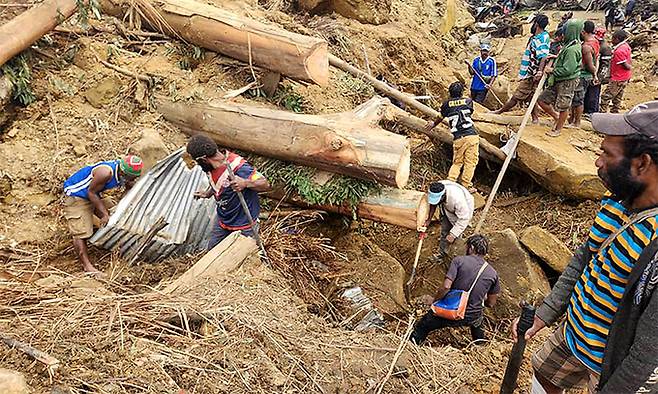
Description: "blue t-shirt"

(471, 56), (498, 91)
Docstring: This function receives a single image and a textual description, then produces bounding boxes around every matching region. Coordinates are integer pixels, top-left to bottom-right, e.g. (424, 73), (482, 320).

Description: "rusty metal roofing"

(90, 149), (215, 261)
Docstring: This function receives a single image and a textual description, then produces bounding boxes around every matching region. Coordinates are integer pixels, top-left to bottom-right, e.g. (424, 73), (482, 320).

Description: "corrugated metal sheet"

(90, 149), (215, 261)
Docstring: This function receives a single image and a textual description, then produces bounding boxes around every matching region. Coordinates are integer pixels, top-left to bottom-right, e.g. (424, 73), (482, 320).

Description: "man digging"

(514, 101), (658, 393)
(187, 135), (270, 249)
(63, 155), (143, 275)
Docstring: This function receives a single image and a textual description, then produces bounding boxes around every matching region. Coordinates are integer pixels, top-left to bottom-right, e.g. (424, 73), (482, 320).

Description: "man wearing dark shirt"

(425, 82), (480, 193)
(187, 135), (270, 249)
(410, 235), (500, 344)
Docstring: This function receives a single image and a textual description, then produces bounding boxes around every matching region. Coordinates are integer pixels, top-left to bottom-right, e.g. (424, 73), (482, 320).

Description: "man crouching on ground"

(187, 135), (270, 249)
(63, 155), (143, 274)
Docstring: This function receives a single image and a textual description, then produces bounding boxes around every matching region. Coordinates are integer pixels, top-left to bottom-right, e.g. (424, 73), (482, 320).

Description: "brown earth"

(0, 1), (657, 393)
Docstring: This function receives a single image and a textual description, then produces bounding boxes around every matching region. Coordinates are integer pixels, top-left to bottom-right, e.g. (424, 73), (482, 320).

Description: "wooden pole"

(474, 70), (549, 233)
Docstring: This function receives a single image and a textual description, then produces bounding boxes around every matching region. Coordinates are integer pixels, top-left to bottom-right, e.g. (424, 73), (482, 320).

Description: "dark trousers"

(438, 215), (453, 255)
(410, 311), (485, 344)
(584, 83), (601, 114)
(471, 89), (489, 104)
(208, 224), (254, 250)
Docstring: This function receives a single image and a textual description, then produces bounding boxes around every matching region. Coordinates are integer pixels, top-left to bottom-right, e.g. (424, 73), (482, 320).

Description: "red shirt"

(610, 42), (632, 82)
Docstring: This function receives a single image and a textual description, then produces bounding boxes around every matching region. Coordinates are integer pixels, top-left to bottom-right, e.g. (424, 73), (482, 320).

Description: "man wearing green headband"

(62, 155), (144, 274)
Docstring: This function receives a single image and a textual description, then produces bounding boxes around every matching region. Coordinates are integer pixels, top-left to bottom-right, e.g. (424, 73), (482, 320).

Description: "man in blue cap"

(468, 43), (498, 104)
(420, 181), (475, 262)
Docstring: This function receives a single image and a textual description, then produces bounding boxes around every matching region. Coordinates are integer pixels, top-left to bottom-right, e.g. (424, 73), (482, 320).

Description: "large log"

(0, 0), (79, 67)
(100, 0), (328, 85)
(164, 232), (257, 294)
(156, 96), (411, 188)
(267, 188), (428, 230)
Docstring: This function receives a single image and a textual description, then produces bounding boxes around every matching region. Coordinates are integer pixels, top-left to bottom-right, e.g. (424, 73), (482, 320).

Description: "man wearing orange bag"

(410, 234), (500, 344)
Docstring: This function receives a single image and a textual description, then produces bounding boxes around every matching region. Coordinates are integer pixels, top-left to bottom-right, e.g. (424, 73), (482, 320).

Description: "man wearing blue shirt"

(468, 43), (498, 104)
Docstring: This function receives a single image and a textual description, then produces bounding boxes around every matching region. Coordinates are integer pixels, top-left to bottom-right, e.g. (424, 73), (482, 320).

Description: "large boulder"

(84, 77), (121, 108)
(332, 0), (391, 25)
(334, 233), (407, 315)
(483, 75), (511, 110)
(520, 226), (572, 272)
(0, 369), (28, 394)
(128, 128), (168, 173)
(486, 228), (550, 318)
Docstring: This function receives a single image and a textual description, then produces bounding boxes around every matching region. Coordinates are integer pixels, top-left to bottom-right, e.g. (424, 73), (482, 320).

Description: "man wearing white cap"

(468, 43), (498, 104)
(420, 181), (475, 263)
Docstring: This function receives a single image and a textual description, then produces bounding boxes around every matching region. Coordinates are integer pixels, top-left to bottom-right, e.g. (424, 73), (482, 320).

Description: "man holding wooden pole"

(187, 135), (270, 249)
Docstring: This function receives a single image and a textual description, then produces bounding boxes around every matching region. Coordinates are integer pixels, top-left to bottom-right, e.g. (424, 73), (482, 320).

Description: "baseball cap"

(480, 43), (491, 51)
(591, 101), (658, 138)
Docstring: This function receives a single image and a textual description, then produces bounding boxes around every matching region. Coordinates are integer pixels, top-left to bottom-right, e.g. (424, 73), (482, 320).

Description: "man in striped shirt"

(513, 101), (658, 393)
(492, 14), (550, 124)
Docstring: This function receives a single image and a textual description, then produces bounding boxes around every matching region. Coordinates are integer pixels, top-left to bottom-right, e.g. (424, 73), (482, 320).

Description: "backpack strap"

(599, 206), (658, 252)
(467, 261), (489, 294)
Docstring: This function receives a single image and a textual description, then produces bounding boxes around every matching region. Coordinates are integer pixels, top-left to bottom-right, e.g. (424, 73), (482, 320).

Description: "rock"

(334, 233), (407, 314)
(73, 37), (109, 71)
(128, 128), (168, 172)
(0, 173), (12, 201)
(73, 143), (87, 157)
(0, 75), (13, 107)
(486, 228), (550, 318)
(84, 77), (121, 108)
(483, 75), (511, 110)
(332, 0), (391, 25)
(298, 0), (331, 13)
(0, 369), (28, 394)
(520, 225), (571, 272)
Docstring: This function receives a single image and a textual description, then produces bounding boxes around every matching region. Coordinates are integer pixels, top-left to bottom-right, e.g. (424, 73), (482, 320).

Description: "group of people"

(62, 135), (271, 275)
(472, 14), (633, 138)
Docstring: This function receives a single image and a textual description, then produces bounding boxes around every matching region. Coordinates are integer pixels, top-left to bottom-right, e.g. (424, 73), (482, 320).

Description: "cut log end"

(305, 42), (329, 86)
(395, 146), (411, 189)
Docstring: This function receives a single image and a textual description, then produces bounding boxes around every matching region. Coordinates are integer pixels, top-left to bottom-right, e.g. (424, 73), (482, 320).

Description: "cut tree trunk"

(164, 232), (257, 294)
(267, 188), (429, 230)
(156, 96), (411, 188)
(100, 0), (328, 85)
(0, 0), (79, 67)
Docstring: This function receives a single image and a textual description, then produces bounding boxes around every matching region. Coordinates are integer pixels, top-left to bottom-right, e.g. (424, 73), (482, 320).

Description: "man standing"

(587, 27), (612, 115)
(600, 30), (632, 113)
(570, 20), (600, 127)
(410, 235), (499, 344)
(538, 19), (583, 137)
(426, 82), (479, 192)
(63, 155), (143, 274)
(421, 181), (475, 263)
(468, 43), (498, 104)
(187, 135), (270, 249)
(513, 101), (658, 393)
(492, 14), (550, 124)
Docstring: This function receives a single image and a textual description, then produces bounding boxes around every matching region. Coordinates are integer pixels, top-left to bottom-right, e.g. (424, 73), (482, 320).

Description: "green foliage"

(253, 157), (381, 212)
(75, 0), (101, 27)
(272, 85), (305, 113)
(2, 53), (36, 106)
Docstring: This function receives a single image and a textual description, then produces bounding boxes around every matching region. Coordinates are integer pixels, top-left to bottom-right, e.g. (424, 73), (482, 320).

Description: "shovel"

(406, 232), (427, 287)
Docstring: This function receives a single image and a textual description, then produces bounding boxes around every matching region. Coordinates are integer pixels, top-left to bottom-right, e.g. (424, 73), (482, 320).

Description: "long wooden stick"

(474, 70), (550, 233)
(1, 334), (60, 372)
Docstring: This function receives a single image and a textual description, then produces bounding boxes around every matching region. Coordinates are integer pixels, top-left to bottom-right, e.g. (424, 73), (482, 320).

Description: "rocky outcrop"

(520, 226), (572, 273)
(474, 120), (607, 200)
(486, 228), (551, 318)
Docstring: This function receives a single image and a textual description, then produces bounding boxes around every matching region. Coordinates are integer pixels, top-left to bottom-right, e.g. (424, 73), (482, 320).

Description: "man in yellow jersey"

(512, 101), (658, 393)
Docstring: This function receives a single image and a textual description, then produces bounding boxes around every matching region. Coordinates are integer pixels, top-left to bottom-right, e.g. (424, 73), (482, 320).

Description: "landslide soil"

(0, 1), (656, 393)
